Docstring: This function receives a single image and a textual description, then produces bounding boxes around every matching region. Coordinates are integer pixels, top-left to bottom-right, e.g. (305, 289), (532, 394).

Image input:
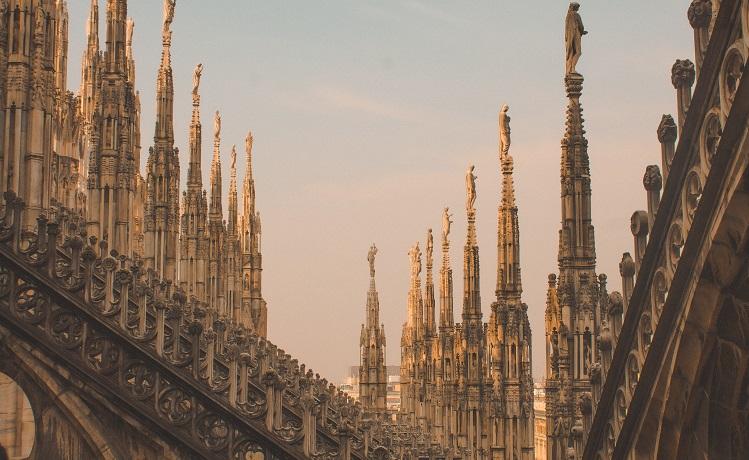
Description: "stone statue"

(231, 145), (237, 169)
(409, 243), (421, 278)
(565, 2), (587, 75)
(367, 244), (378, 278)
(163, 0), (176, 36)
(192, 64), (203, 98)
(214, 111), (221, 141)
(426, 229), (433, 266)
(246, 131), (254, 154)
(442, 207), (453, 240)
(466, 165), (477, 213)
(499, 104), (511, 157)
(255, 212), (261, 236)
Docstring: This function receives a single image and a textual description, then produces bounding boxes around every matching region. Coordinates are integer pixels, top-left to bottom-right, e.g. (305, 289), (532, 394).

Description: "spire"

(496, 105), (522, 299)
(559, 3), (596, 272)
(125, 18), (135, 84)
(439, 207), (454, 329)
(462, 166), (481, 322)
(366, 244), (380, 329)
(424, 228), (436, 336)
(86, 0), (99, 54)
(243, 131), (256, 222)
(228, 146), (238, 236)
(104, 0), (128, 73)
(54, 1), (69, 95)
(187, 64), (203, 189)
(154, 0), (175, 144)
(407, 242), (422, 331)
(209, 110), (223, 220)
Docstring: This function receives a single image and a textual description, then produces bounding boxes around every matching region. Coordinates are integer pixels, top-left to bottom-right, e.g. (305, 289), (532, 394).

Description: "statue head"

(501, 104), (509, 113)
(570, 2), (580, 11)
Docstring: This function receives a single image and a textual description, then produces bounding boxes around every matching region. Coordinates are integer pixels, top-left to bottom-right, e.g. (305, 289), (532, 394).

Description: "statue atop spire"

(163, 0), (176, 42)
(368, 244), (378, 278)
(409, 243), (422, 279)
(565, 2), (587, 75)
(442, 207), (453, 242)
(192, 63), (203, 101)
(466, 165), (477, 214)
(214, 110), (221, 142)
(499, 104), (511, 158)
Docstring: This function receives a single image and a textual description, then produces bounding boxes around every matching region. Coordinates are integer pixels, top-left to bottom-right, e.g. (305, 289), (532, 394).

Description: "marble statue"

(246, 131), (254, 154)
(426, 229), (433, 266)
(466, 165), (477, 213)
(231, 145), (237, 169)
(214, 111), (221, 140)
(499, 104), (511, 157)
(163, 0), (176, 36)
(409, 243), (422, 277)
(442, 207), (453, 240)
(368, 244), (378, 278)
(565, 2), (587, 75)
(192, 64), (203, 98)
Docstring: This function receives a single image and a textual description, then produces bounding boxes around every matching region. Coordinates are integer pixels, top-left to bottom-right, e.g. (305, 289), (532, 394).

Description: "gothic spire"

(187, 64), (203, 189)
(243, 131), (256, 221)
(424, 228), (436, 337)
(209, 110), (223, 220)
(366, 244), (380, 329)
(228, 146), (238, 237)
(104, 0), (128, 73)
(86, 0), (99, 54)
(496, 105), (522, 299)
(462, 166), (482, 322)
(558, 56), (596, 272)
(439, 207), (454, 329)
(154, 0), (175, 144)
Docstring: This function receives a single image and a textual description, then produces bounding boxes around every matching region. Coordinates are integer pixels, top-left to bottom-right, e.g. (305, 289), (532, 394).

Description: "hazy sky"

(66, 1), (692, 382)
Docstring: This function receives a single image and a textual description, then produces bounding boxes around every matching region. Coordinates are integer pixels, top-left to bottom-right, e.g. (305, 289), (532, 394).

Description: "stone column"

(643, 165), (662, 230)
(657, 115), (677, 184)
(671, 59), (695, 134)
(630, 211), (649, 272)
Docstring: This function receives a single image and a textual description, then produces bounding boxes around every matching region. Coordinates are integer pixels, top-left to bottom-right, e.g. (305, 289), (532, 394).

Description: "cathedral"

(0, 0), (268, 336)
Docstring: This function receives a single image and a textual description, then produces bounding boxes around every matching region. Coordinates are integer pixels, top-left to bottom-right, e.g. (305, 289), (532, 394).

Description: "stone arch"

(0, 371), (35, 458)
(719, 40), (747, 122)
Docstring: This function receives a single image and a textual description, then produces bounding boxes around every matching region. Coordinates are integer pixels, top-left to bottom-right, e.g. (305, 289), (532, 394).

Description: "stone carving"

(657, 114), (677, 144)
(192, 64), (203, 98)
(442, 207), (452, 240)
(163, 0), (176, 39)
(214, 111), (221, 141)
(426, 229), (433, 267)
(565, 2), (587, 75)
(466, 165), (477, 213)
(409, 243), (422, 277)
(499, 104), (511, 157)
(643, 165), (662, 191)
(671, 59), (696, 89)
(367, 244), (377, 278)
(231, 145), (237, 170)
(126, 19), (135, 47)
(687, 0), (712, 29)
(245, 130), (253, 154)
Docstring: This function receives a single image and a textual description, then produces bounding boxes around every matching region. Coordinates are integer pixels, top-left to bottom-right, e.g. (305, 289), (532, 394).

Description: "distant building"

(341, 365), (401, 415)
(534, 383), (547, 460)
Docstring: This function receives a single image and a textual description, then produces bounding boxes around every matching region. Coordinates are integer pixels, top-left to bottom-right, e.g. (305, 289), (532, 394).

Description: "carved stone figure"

(231, 145), (237, 169)
(426, 229), (433, 266)
(499, 104), (511, 157)
(466, 165), (477, 213)
(409, 243), (421, 278)
(442, 207), (453, 240)
(214, 111), (221, 141)
(565, 3), (587, 75)
(367, 244), (377, 278)
(163, 0), (176, 36)
(192, 64), (203, 98)
(246, 131), (253, 154)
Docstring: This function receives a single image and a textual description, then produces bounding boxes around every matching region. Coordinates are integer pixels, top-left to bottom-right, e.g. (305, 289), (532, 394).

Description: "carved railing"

(584, 0), (748, 457)
(0, 193), (382, 459)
